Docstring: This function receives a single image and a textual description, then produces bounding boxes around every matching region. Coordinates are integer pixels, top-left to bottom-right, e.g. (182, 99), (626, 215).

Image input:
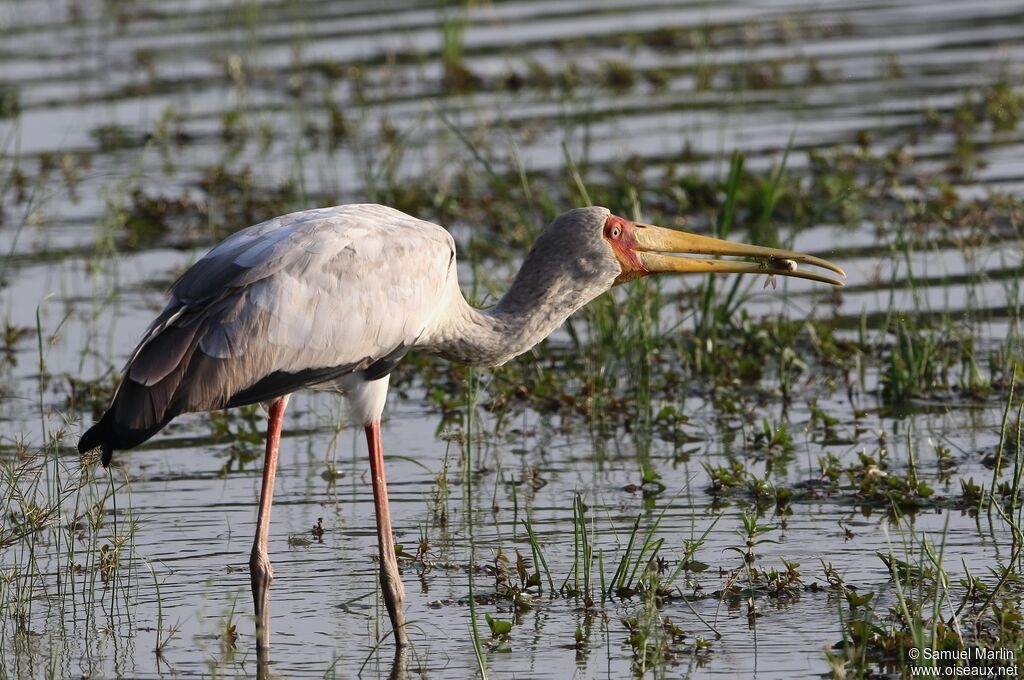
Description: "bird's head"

(537, 206), (845, 289)
(601, 211), (846, 286)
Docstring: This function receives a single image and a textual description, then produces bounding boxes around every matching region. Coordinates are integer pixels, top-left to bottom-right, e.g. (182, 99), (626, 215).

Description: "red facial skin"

(603, 214), (649, 283)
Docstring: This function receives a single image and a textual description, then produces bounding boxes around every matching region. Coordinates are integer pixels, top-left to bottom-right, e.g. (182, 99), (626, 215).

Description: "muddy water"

(1, 0), (1023, 679)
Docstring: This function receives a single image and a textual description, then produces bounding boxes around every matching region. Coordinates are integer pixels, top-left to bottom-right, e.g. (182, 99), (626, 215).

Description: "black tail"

(78, 411), (116, 467)
(77, 302), (214, 466)
(77, 295), (274, 465)
(78, 404), (171, 467)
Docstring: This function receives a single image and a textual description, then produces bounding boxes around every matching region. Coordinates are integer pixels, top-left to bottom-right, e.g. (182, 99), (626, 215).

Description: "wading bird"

(78, 204), (844, 652)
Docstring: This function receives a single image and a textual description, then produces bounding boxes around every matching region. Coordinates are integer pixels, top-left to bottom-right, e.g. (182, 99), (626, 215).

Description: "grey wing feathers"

(85, 204), (455, 455)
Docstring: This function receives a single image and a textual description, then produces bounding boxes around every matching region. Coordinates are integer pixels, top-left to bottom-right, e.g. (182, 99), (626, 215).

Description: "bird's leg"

(365, 420), (410, 647)
(389, 647), (410, 680)
(251, 395), (289, 653)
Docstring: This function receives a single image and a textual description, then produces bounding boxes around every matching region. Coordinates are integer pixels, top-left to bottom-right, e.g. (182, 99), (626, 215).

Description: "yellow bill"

(632, 222), (846, 286)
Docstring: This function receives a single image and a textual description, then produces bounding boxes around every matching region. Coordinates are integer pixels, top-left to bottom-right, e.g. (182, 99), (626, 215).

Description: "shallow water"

(1, 1), (1023, 679)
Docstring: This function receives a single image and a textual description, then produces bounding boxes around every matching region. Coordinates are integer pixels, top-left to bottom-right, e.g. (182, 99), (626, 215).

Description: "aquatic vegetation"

(0, 87), (18, 119)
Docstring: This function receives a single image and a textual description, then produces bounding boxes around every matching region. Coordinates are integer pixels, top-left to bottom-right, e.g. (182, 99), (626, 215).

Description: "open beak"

(630, 222), (845, 286)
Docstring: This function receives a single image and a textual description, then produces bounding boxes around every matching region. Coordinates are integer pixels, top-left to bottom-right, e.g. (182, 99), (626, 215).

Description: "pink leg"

(251, 395), (289, 652)
(365, 421), (409, 647)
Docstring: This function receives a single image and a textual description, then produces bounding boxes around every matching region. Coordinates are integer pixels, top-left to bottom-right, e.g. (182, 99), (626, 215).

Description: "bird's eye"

(610, 226), (621, 238)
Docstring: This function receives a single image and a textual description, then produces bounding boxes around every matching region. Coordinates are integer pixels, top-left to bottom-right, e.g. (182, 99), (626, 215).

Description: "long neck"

(420, 264), (606, 368)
